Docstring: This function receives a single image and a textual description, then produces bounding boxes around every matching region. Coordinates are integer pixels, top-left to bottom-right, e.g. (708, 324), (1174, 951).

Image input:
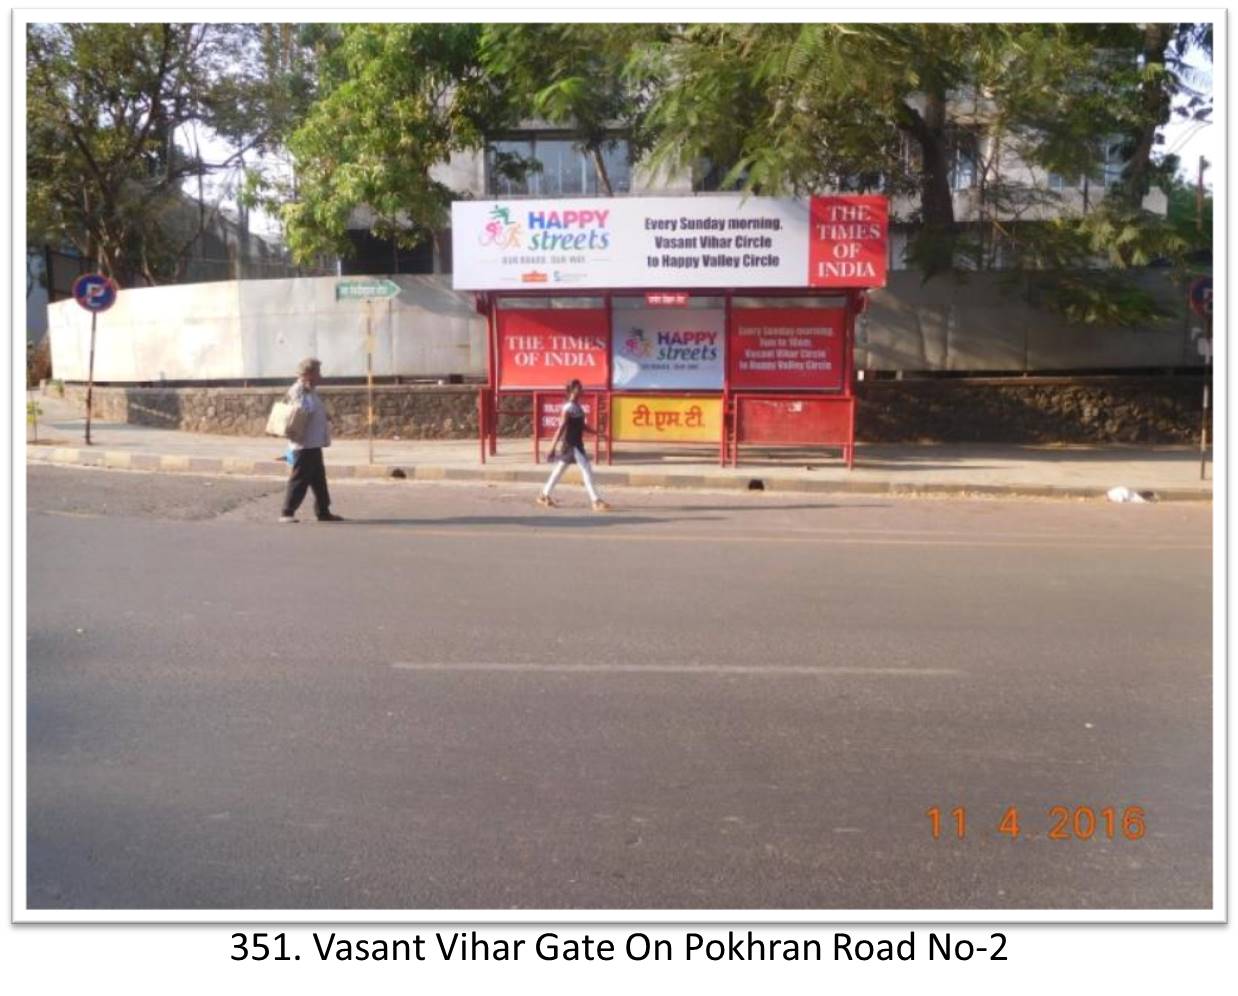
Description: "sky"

(1160, 46), (1217, 187)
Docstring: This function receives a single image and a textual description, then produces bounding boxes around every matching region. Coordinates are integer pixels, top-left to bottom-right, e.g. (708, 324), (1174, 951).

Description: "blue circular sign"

(72, 273), (119, 313)
(1188, 276), (1212, 319)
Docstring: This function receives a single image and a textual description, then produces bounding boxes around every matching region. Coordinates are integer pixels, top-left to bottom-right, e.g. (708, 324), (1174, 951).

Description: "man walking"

(280, 357), (344, 523)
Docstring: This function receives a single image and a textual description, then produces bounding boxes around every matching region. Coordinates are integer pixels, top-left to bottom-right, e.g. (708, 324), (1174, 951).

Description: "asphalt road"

(25, 466), (1213, 910)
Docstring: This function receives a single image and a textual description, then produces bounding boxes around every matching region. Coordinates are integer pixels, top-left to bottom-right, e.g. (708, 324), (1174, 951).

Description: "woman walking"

(538, 379), (610, 511)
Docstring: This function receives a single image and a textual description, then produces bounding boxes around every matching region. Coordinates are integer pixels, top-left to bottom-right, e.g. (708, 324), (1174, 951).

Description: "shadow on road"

(346, 514), (719, 529)
(653, 502), (888, 513)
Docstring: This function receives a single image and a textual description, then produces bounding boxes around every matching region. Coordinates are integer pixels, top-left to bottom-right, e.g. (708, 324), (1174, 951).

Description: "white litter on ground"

(1107, 486), (1157, 503)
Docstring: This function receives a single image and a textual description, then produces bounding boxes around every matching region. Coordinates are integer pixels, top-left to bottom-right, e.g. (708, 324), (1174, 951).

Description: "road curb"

(26, 446), (1214, 502)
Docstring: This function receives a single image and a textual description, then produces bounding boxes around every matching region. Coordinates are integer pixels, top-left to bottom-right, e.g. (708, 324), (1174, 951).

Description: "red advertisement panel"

(497, 308), (610, 390)
(808, 195), (888, 288)
(736, 396), (853, 444)
(728, 308), (845, 391)
(536, 394), (597, 439)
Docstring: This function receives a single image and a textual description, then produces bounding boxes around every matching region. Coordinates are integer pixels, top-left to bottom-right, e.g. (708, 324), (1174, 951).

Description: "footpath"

(27, 394), (1212, 501)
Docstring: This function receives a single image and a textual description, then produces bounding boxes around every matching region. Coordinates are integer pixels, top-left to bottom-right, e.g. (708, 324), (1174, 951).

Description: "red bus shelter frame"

(475, 287), (862, 468)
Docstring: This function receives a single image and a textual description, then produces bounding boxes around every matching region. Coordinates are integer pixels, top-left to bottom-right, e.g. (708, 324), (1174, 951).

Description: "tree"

(280, 23), (512, 264)
(981, 23), (1209, 322)
(26, 23), (312, 284)
(635, 24), (1020, 273)
(1110, 23), (1212, 209)
(282, 24), (675, 260)
(633, 22), (1211, 322)
(1166, 171), (1211, 253)
(477, 24), (666, 196)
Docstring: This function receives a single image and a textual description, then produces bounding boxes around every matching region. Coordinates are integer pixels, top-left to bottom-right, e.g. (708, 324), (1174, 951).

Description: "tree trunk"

(588, 145), (614, 196)
(897, 90), (956, 275)
(910, 91), (955, 228)
(1117, 23), (1174, 209)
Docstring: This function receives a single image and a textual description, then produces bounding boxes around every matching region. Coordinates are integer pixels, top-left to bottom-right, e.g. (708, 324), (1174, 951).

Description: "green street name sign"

(335, 278), (401, 301)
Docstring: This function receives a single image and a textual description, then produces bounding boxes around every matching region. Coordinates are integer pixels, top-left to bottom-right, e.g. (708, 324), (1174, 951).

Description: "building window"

(1100, 138), (1126, 190)
(1048, 172), (1067, 190)
(489, 139), (535, 196)
(888, 228), (913, 271)
(487, 136), (631, 196)
(694, 158), (750, 192)
(948, 131), (980, 192)
(597, 142), (631, 194)
(341, 229), (434, 276)
(533, 139), (585, 196)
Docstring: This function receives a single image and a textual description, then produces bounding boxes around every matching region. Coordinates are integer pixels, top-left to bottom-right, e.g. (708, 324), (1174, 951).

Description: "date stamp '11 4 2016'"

(927, 805), (1147, 841)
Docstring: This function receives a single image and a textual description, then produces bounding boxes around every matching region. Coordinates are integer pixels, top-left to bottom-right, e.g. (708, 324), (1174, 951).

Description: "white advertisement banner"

(452, 195), (814, 291)
(611, 308), (725, 390)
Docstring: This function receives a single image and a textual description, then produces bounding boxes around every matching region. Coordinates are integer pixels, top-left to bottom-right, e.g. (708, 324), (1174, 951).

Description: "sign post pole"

(1188, 276), (1213, 481)
(334, 278), (399, 466)
(366, 301), (375, 466)
(71, 273), (119, 446)
(1201, 310), (1211, 481)
(85, 311), (97, 446)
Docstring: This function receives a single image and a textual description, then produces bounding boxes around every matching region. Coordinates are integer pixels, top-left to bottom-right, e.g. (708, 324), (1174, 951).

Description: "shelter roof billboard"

(452, 195), (887, 292)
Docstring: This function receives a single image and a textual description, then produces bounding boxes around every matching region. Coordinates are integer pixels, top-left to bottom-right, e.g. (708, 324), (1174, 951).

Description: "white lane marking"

(391, 662), (962, 677)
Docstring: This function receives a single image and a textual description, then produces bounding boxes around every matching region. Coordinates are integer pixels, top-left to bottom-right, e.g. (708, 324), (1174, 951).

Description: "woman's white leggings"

(542, 448), (601, 502)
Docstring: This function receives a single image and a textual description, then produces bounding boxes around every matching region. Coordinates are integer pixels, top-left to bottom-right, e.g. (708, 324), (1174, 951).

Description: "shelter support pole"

(489, 392), (498, 456)
(534, 392), (541, 464)
(478, 389), (487, 465)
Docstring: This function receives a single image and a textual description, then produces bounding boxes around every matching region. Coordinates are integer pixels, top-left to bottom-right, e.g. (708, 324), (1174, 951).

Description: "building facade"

(341, 117), (1169, 281)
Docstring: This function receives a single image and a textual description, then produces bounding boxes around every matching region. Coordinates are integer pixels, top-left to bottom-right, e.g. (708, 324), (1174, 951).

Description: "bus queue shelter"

(451, 193), (889, 469)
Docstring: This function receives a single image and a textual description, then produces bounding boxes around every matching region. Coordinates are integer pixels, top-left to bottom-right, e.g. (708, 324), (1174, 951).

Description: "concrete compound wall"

(59, 375), (1208, 446)
(47, 275), (487, 383)
(47, 271), (1204, 384)
(859, 270), (1201, 371)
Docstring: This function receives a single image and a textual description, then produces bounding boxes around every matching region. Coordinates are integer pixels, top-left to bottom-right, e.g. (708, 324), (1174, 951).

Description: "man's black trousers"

(282, 447), (331, 519)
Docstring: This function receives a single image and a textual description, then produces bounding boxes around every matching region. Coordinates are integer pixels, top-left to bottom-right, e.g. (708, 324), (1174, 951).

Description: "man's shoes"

(536, 494), (557, 507)
(592, 499), (612, 512)
(278, 515), (297, 524)
(317, 512), (346, 522)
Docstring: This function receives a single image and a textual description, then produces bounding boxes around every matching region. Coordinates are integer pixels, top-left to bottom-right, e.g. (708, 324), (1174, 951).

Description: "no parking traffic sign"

(72, 273), (119, 313)
(1188, 276), (1212, 320)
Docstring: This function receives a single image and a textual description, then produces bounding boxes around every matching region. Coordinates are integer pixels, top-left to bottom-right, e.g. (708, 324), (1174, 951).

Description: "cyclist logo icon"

(479, 205), (523, 249)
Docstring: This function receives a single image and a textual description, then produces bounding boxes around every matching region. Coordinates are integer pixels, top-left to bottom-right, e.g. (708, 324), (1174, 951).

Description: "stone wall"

(855, 376), (1207, 444)
(61, 375), (1208, 445)
(61, 384), (483, 440)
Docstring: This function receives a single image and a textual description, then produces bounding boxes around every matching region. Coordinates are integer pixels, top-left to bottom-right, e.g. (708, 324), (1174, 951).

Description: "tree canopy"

(31, 20), (1213, 322)
(477, 24), (667, 195)
(27, 22), (316, 284)
(279, 23), (509, 264)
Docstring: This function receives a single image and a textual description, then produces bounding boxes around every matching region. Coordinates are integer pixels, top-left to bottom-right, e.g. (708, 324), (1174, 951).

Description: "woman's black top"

(560, 401), (586, 460)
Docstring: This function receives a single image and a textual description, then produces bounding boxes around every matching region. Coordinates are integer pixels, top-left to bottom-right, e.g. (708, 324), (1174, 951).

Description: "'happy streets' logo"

(478, 204), (612, 253)
(622, 328), (656, 359)
(478, 204), (523, 249)
(623, 325), (720, 364)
